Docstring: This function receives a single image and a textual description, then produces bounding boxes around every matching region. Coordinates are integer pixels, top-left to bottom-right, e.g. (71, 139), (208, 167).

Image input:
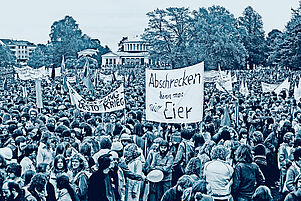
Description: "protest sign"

(261, 82), (279, 93)
(14, 66), (48, 80)
(68, 83), (125, 113)
(146, 62), (204, 123)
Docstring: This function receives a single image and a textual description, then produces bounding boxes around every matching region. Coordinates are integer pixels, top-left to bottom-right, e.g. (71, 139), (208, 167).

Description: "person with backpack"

(172, 129), (195, 184)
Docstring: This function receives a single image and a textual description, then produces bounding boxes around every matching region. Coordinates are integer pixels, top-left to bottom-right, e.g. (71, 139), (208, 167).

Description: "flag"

(61, 56), (65, 75)
(216, 72), (232, 93)
(22, 86), (27, 98)
(66, 81), (82, 105)
(3, 77), (7, 90)
(274, 78), (290, 95)
(112, 71), (117, 83)
(294, 81), (301, 103)
(63, 75), (68, 92)
(51, 65), (55, 80)
(221, 105), (231, 127)
(240, 79), (249, 97)
(82, 59), (94, 91)
(35, 79), (43, 108)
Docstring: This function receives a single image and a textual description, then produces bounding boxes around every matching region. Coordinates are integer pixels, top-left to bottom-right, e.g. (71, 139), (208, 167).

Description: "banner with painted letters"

(68, 83), (125, 113)
(14, 66), (48, 80)
(146, 62), (204, 123)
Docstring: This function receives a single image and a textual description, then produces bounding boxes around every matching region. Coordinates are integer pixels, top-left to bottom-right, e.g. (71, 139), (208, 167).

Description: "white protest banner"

(261, 82), (279, 93)
(274, 78), (290, 95)
(67, 76), (77, 83)
(68, 83), (125, 113)
(146, 62), (204, 123)
(14, 66), (48, 80)
(204, 71), (220, 82)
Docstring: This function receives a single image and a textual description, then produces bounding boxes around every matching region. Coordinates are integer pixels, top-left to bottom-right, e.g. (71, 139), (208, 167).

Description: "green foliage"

(27, 44), (54, 68)
(238, 6), (267, 69)
(28, 15), (109, 68)
(0, 45), (16, 66)
(143, 6), (246, 70)
(280, 2), (301, 70)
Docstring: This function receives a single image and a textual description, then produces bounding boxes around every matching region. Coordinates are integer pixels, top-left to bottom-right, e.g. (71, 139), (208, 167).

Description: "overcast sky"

(0, 0), (299, 51)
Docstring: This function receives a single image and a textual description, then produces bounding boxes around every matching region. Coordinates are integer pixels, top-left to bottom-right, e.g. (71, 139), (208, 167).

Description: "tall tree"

(192, 6), (246, 70)
(142, 7), (194, 68)
(281, 1), (301, 70)
(238, 6), (267, 69)
(49, 16), (109, 67)
(0, 45), (16, 66)
(266, 29), (283, 67)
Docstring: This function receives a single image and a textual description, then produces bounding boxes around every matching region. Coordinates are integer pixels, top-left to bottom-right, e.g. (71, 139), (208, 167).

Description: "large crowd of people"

(0, 64), (301, 201)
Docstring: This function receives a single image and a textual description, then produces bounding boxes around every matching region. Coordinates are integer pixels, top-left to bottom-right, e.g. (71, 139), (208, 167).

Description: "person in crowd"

(148, 139), (174, 201)
(161, 175), (193, 201)
(56, 175), (80, 201)
(88, 153), (115, 201)
(203, 145), (234, 200)
(284, 173), (301, 200)
(36, 163), (56, 201)
(20, 144), (37, 176)
(70, 153), (89, 201)
(173, 129), (195, 183)
(24, 173), (48, 201)
(2, 181), (25, 201)
(232, 144), (265, 201)
(252, 186), (273, 201)
(123, 143), (143, 201)
(285, 147), (301, 193)
(36, 132), (54, 165)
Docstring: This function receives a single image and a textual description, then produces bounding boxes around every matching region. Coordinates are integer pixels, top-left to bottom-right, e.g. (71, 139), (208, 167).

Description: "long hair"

(57, 175), (80, 201)
(235, 144), (253, 163)
(53, 155), (68, 173)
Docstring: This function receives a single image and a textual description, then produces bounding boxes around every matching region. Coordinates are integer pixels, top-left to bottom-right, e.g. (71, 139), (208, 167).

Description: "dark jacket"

(88, 170), (115, 201)
(232, 162), (265, 199)
(161, 186), (183, 201)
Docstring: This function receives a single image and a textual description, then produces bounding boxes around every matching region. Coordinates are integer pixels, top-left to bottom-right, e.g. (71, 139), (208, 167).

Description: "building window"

(130, 44), (132, 51)
(106, 59), (109, 64)
(113, 59), (116, 64)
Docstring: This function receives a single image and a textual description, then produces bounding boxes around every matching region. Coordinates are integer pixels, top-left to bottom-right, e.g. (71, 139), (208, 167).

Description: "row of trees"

(143, 2), (301, 70)
(28, 16), (110, 68)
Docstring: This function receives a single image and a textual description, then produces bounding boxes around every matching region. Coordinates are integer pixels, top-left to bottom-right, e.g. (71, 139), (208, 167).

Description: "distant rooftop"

(0, 39), (36, 46)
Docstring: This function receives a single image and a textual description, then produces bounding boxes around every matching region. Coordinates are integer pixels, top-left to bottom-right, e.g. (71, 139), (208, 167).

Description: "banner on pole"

(35, 79), (43, 108)
(146, 62), (204, 123)
(14, 66), (48, 80)
(68, 83), (125, 113)
(14, 66), (61, 80)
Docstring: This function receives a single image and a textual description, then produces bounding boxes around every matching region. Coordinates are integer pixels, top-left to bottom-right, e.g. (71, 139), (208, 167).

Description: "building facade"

(101, 36), (150, 66)
(0, 39), (36, 64)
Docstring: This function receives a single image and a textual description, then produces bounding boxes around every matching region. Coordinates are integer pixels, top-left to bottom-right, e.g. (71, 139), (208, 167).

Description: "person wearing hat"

(148, 140), (174, 201)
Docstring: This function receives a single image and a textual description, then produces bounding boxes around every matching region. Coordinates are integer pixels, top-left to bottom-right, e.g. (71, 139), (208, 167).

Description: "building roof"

(118, 51), (149, 57)
(0, 39), (15, 45)
(0, 39), (36, 47)
(102, 52), (120, 57)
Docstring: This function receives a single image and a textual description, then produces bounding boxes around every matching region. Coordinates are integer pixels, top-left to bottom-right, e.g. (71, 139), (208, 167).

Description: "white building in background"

(101, 36), (150, 66)
(0, 39), (36, 64)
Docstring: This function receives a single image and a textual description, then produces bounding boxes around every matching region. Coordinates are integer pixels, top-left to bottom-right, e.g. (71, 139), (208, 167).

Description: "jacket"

(232, 162), (265, 199)
(285, 161), (301, 192)
(150, 151), (174, 181)
(161, 186), (182, 201)
(203, 160), (233, 198)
